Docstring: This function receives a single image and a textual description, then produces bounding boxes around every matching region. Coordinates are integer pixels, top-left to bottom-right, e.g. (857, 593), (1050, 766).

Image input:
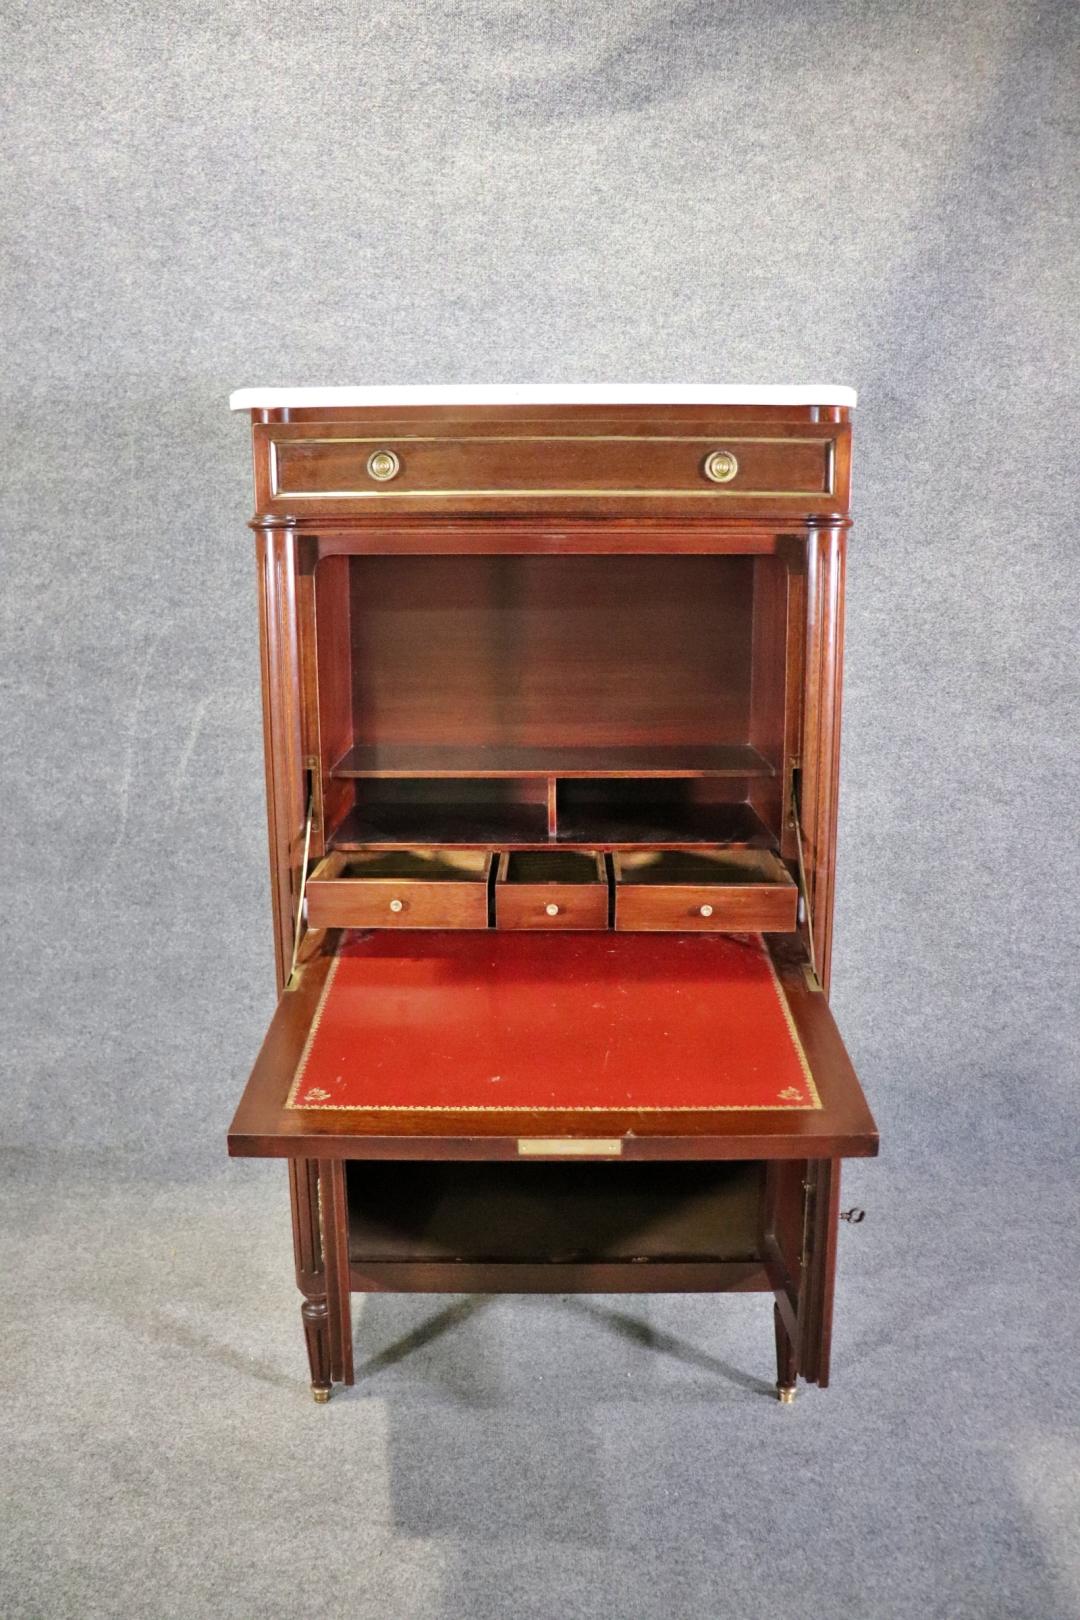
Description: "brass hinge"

(303, 754), (323, 829)
(799, 1175), (816, 1271)
(284, 790), (314, 992)
(789, 778), (818, 980)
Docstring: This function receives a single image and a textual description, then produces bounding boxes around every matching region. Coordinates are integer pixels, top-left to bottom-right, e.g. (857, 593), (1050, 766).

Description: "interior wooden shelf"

(330, 799), (773, 851)
(331, 742), (775, 780)
(553, 799), (773, 849)
(331, 802), (550, 849)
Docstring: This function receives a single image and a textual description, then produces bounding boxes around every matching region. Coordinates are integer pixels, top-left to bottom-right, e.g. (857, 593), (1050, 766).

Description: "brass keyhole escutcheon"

(704, 449), (739, 484)
(367, 449), (400, 482)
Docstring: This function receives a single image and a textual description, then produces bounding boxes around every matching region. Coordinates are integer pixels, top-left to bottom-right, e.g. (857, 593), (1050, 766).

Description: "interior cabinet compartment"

(313, 553), (796, 850)
(306, 848), (492, 930)
(613, 848), (797, 933)
(346, 1160), (765, 1264)
(495, 850), (609, 930)
(555, 778), (774, 848)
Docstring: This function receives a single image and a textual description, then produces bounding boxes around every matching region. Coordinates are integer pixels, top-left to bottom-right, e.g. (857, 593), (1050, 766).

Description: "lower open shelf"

(347, 1160), (764, 1264)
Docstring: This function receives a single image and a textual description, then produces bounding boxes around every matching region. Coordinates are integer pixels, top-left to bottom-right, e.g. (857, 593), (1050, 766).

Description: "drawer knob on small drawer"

(703, 449), (739, 484)
(366, 449), (400, 481)
(388, 898), (405, 913)
(698, 903), (714, 917)
(545, 903), (560, 917)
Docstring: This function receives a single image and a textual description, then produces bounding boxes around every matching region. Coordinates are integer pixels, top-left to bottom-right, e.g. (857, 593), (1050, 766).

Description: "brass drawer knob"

(388, 898), (404, 913)
(545, 903), (560, 917)
(367, 449), (400, 482)
(703, 449), (739, 484)
(698, 903), (714, 917)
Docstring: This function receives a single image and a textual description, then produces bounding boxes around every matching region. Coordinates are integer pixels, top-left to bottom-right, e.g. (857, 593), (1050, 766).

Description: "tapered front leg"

(774, 1302), (798, 1404)
(290, 1158), (334, 1402)
(302, 1297), (332, 1402)
(319, 1159), (355, 1387)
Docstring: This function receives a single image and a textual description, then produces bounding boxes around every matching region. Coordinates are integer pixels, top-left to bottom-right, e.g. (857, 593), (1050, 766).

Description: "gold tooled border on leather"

(286, 952), (343, 1110)
(285, 936), (821, 1111)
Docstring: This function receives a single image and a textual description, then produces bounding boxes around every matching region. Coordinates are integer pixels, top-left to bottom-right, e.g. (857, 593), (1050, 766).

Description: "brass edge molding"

(271, 489), (832, 500)
(267, 434), (836, 444)
(245, 513), (855, 530)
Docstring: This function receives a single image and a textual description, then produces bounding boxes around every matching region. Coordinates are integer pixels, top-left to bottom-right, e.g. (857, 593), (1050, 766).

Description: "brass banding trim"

(271, 434), (831, 444)
(269, 435), (836, 501)
(275, 490), (827, 499)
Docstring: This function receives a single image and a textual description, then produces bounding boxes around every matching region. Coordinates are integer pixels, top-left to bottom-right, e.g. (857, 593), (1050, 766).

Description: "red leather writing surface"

(288, 931), (819, 1112)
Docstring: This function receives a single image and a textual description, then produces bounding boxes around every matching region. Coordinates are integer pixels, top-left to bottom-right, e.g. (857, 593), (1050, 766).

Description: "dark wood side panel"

(748, 554), (790, 842)
(313, 554), (353, 845)
(257, 532), (331, 1395)
(802, 528), (846, 988)
(256, 531), (307, 986)
(762, 1159), (806, 1334)
(799, 1157), (841, 1386)
(779, 564), (806, 863)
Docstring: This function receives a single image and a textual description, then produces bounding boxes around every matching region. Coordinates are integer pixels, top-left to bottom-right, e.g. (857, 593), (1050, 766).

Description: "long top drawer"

(249, 407), (851, 522)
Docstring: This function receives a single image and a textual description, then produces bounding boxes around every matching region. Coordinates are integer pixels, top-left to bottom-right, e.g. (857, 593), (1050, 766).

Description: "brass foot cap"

(311, 1386), (332, 1404)
(777, 1385), (797, 1404)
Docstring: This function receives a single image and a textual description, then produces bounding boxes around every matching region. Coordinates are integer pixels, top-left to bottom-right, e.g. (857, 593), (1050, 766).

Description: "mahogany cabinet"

(226, 386), (877, 1404)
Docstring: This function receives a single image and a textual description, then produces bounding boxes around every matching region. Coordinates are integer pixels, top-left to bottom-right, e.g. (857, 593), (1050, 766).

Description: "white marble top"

(230, 384), (856, 411)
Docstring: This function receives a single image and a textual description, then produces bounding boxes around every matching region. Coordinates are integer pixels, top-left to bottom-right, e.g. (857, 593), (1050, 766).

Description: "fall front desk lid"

(287, 930), (821, 1114)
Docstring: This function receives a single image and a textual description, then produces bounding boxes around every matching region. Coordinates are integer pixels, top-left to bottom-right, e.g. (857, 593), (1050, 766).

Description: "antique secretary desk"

(226, 384), (877, 1405)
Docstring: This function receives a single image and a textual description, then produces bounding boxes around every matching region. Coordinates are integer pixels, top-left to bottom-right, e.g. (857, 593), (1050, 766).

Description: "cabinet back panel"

(347, 556), (754, 749)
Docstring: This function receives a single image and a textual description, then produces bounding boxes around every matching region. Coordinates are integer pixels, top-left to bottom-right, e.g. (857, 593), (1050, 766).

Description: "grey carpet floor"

(2, 1142), (1076, 1620)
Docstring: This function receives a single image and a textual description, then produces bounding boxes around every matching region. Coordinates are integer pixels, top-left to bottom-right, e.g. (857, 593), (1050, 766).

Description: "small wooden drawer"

(306, 849), (492, 930)
(256, 422), (840, 517)
(613, 849), (797, 933)
(495, 851), (609, 931)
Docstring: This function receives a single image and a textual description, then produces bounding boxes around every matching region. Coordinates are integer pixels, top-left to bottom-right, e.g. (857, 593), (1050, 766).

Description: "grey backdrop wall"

(3, 4), (1077, 1619)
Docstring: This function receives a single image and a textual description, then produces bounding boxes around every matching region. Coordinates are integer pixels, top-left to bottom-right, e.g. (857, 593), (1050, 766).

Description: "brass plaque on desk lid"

(518, 1138), (624, 1157)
